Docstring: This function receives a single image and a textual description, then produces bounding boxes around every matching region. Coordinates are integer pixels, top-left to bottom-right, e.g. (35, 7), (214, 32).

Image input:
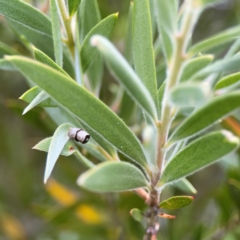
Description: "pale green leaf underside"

(91, 35), (158, 120)
(160, 131), (239, 185)
(7, 56), (148, 168)
(173, 178), (197, 194)
(20, 86), (57, 107)
(77, 161), (149, 192)
(44, 123), (73, 183)
(170, 91), (240, 142)
(132, 0), (158, 109)
(159, 196), (194, 210)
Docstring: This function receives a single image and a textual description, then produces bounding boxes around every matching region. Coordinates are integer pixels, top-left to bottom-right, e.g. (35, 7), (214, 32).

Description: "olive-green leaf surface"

(77, 161), (150, 192)
(43, 123), (73, 183)
(0, 59), (15, 71)
(33, 47), (68, 76)
(33, 136), (94, 168)
(132, 0), (158, 110)
(189, 25), (240, 56)
(173, 178), (197, 194)
(91, 35), (158, 121)
(180, 55), (214, 82)
(81, 13), (117, 72)
(130, 208), (144, 222)
(169, 83), (211, 108)
(215, 72), (240, 90)
(7, 56), (148, 168)
(154, 0), (178, 62)
(68, 0), (81, 16)
(50, 0), (63, 66)
(159, 196), (194, 210)
(159, 131), (239, 185)
(23, 91), (49, 114)
(169, 91), (240, 143)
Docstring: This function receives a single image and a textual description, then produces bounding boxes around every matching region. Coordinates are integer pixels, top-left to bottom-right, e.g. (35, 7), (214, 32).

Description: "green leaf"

(0, 59), (15, 70)
(50, 0), (63, 66)
(132, 0), (158, 110)
(189, 26), (240, 56)
(130, 208), (144, 222)
(160, 131), (239, 185)
(159, 196), (194, 210)
(154, 0), (178, 62)
(68, 0), (81, 16)
(157, 82), (165, 118)
(33, 136), (94, 168)
(91, 35), (158, 121)
(43, 123), (73, 183)
(77, 161), (149, 192)
(173, 178), (197, 194)
(169, 83), (211, 108)
(79, 0), (102, 94)
(33, 137), (77, 157)
(0, 0), (52, 36)
(0, 41), (19, 57)
(215, 72), (240, 90)
(7, 56), (148, 168)
(169, 91), (240, 143)
(81, 13), (118, 72)
(180, 55), (214, 82)
(23, 91), (49, 114)
(33, 47), (68, 76)
(0, 0), (75, 77)
(193, 56), (240, 79)
(79, 0), (101, 41)
(20, 86), (57, 107)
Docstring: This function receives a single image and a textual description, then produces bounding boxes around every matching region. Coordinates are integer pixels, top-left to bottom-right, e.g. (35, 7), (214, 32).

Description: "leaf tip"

(221, 130), (239, 145)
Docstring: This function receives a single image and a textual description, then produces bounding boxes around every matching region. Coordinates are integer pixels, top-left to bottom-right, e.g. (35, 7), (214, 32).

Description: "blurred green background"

(1, 0), (240, 239)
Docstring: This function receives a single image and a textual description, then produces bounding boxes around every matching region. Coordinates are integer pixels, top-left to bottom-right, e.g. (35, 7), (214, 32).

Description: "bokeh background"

(1, 0), (240, 239)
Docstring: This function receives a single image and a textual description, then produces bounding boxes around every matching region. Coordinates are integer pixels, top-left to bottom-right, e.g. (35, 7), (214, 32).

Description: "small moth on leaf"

(68, 128), (90, 144)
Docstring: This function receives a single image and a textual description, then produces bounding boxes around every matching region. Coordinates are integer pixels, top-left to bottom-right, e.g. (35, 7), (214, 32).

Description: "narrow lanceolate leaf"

(44, 123), (73, 183)
(160, 131), (239, 185)
(154, 0), (178, 62)
(189, 26), (240, 55)
(159, 196), (194, 210)
(33, 137), (77, 157)
(50, 0), (63, 66)
(0, 0), (52, 37)
(0, 59), (15, 70)
(192, 56), (240, 80)
(77, 162), (149, 192)
(157, 82), (165, 118)
(33, 47), (69, 76)
(81, 14), (117, 72)
(130, 208), (144, 222)
(23, 91), (49, 114)
(215, 72), (240, 90)
(79, 0), (101, 41)
(34, 137), (94, 168)
(0, 41), (19, 57)
(174, 178), (197, 194)
(7, 56), (148, 168)
(180, 55), (214, 82)
(20, 86), (57, 107)
(132, 0), (158, 109)
(91, 35), (158, 121)
(68, 0), (81, 16)
(169, 92), (240, 143)
(79, 0), (102, 95)
(169, 83), (211, 108)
